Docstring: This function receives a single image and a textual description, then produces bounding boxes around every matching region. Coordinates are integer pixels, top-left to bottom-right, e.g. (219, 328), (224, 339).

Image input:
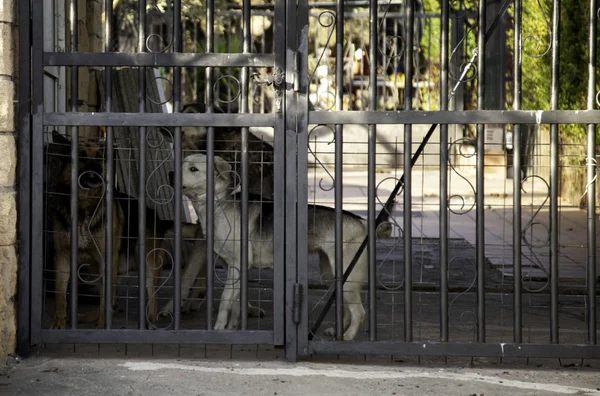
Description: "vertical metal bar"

(30, 0), (44, 344)
(403, 0), (414, 343)
(104, 0), (115, 329)
(586, 0), (597, 345)
(449, 12), (464, 160)
(173, 0), (183, 331)
(334, 0), (345, 341)
(439, 0), (449, 343)
(17, 0), (32, 356)
(285, 0), (300, 360)
(240, 0), (251, 330)
(476, 0), (486, 343)
(273, 0), (287, 347)
(512, 0), (523, 344)
(69, 0), (79, 330)
(193, 23), (199, 100)
(367, 0), (378, 342)
(138, 0), (147, 329)
(205, 0), (215, 330)
(549, 0), (560, 344)
(296, 0), (310, 356)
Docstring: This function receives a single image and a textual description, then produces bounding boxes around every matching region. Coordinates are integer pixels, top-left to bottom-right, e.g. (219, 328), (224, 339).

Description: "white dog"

(177, 153), (391, 340)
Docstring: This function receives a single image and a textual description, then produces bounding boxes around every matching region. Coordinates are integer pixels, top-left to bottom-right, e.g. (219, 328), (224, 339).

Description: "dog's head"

(169, 153), (233, 203)
(180, 102), (228, 156)
(49, 131), (106, 200)
(181, 103), (208, 149)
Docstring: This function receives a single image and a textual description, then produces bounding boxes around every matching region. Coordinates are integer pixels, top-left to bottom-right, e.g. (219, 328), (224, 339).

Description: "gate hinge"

(292, 283), (303, 325)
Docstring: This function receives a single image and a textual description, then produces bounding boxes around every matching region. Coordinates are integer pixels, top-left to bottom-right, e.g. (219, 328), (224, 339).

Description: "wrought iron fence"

(18, 0), (600, 362)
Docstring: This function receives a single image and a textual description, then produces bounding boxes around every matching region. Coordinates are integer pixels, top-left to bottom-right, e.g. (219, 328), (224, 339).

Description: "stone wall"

(0, 0), (17, 361)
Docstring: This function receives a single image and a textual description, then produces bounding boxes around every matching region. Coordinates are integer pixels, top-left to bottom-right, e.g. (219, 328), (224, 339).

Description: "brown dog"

(48, 131), (124, 329)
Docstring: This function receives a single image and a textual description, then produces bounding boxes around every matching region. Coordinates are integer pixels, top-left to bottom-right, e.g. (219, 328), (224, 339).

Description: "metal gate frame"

(18, 0), (294, 357)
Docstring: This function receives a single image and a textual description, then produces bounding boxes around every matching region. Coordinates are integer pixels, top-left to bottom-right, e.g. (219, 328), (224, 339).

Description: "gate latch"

(251, 67), (285, 112)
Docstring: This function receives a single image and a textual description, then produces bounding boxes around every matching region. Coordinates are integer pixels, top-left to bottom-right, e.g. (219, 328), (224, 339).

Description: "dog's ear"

(182, 102), (226, 114)
(47, 130), (71, 157)
(182, 102), (205, 113)
(214, 155), (232, 175)
(52, 130), (70, 146)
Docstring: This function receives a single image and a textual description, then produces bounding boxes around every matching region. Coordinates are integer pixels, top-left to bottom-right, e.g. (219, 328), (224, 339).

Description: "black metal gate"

(19, 0), (289, 354)
(18, 0), (600, 362)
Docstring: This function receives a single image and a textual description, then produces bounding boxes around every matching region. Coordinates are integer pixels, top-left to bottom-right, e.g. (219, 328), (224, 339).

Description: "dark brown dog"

(48, 131), (124, 329)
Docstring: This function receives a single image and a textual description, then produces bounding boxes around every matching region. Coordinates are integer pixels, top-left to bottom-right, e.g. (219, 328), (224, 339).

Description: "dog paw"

(181, 300), (202, 314)
(160, 301), (174, 316)
(51, 318), (66, 330)
(324, 327), (353, 340)
(77, 311), (99, 324)
(214, 320), (226, 330)
(343, 330), (357, 341)
(248, 305), (266, 318)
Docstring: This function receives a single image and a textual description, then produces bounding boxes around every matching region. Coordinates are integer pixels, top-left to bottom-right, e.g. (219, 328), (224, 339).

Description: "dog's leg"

(317, 247), (350, 338)
(225, 300), (265, 327)
(181, 239), (207, 312)
(341, 242), (366, 341)
(320, 244), (366, 340)
(96, 263), (107, 329)
(51, 253), (71, 329)
(229, 297), (241, 329)
(162, 238), (207, 316)
(341, 283), (365, 340)
(182, 275), (206, 313)
(111, 237), (120, 310)
(144, 241), (165, 326)
(214, 264), (240, 330)
(324, 308), (351, 337)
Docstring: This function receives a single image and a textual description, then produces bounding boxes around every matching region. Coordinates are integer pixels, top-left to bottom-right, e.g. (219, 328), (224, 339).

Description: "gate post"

(17, 0), (31, 358)
(282, 0), (310, 362)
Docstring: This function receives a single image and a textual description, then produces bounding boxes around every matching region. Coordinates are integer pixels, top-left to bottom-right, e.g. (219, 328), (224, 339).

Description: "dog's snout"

(168, 171), (175, 187)
(80, 171), (103, 189)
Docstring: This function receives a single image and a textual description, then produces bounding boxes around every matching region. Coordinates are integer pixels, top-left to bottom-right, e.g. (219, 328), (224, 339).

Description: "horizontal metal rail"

(310, 341), (600, 359)
(40, 330), (274, 344)
(43, 113), (277, 127)
(44, 52), (274, 67)
(309, 110), (600, 125)
(43, 111), (600, 128)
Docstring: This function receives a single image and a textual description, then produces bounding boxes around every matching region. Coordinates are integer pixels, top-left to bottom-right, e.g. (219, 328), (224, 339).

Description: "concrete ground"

(3, 352), (600, 396)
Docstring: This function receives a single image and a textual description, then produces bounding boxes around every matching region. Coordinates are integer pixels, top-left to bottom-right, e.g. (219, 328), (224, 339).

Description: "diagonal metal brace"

(308, 0), (514, 340)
